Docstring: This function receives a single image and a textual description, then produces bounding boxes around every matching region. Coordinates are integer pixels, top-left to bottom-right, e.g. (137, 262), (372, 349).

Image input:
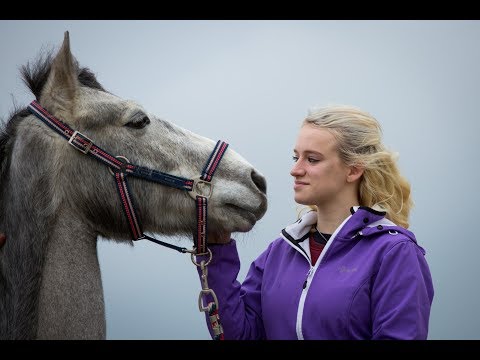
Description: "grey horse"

(0, 32), (267, 339)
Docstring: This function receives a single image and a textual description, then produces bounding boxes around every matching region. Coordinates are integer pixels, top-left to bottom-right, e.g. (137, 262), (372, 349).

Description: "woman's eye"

(125, 116), (150, 129)
(293, 156), (319, 163)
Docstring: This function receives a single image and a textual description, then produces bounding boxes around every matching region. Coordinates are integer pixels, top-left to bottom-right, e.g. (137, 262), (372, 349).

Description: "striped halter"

(27, 100), (228, 256)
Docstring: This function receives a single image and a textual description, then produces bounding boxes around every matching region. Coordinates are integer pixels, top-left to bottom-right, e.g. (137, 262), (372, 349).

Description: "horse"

(0, 31), (267, 340)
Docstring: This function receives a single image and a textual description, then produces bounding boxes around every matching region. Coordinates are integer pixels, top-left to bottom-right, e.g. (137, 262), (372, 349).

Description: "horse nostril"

(251, 170), (267, 195)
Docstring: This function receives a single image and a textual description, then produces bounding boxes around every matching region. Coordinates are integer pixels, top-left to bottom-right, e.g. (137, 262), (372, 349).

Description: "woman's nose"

(290, 161), (304, 177)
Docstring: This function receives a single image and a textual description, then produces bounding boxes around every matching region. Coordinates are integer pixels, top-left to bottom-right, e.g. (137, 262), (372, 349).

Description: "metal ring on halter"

(191, 248), (212, 267)
(108, 156), (130, 176)
(187, 176), (213, 200)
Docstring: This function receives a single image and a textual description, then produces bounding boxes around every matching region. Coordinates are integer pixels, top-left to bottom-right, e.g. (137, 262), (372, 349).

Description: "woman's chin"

(293, 196), (309, 205)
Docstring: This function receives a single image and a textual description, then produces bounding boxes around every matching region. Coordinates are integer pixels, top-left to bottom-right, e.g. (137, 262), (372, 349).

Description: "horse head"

(38, 31), (267, 239)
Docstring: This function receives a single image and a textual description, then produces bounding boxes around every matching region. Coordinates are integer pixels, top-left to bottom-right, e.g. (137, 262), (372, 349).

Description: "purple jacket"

(198, 206), (434, 340)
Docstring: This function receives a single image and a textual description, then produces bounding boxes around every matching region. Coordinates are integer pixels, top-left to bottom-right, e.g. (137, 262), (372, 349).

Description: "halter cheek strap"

(194, 140), (228, 254)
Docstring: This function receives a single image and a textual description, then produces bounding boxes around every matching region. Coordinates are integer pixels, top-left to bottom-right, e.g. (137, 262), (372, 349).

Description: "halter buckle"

(188, 176), (213, 200)
(68, 130), (93, 154)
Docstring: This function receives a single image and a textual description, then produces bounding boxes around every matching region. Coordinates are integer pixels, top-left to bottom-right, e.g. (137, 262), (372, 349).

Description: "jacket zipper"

(296, 265), (314, 339)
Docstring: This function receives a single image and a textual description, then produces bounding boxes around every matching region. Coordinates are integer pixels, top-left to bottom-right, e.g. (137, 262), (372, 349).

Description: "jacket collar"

(280, 205), (414, 244)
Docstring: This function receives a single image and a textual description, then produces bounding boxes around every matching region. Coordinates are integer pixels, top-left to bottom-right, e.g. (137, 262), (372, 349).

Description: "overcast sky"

(1, 20), (479, 340)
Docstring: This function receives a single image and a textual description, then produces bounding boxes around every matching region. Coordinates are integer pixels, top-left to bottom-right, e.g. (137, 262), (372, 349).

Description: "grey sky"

(1, 20), (479, 339)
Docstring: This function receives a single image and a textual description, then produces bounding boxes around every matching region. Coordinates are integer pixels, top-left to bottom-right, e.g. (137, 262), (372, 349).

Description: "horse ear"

(40, 31), (80, 122)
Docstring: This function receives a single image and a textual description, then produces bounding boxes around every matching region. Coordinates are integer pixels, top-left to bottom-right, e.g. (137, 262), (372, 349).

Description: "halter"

(27, 100), (226, 339)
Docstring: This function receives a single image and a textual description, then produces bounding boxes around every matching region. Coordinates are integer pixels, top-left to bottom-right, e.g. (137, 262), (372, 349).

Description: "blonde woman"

(199, 105), (434, 340)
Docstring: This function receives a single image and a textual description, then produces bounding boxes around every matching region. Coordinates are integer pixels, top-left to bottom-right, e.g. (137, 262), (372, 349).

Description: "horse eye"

(125, 116), (150, 129)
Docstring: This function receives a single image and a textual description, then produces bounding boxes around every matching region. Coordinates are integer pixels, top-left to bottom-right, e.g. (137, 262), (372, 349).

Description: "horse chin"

(222, 204), (259, 232)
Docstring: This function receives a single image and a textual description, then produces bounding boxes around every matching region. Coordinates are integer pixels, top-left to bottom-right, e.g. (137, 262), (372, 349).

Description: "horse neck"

(0, 176), (52, 339)
(36, 213), (106, 339)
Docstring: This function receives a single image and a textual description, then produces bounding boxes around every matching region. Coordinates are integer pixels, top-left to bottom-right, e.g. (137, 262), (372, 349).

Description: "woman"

(197, 105), (434, 340)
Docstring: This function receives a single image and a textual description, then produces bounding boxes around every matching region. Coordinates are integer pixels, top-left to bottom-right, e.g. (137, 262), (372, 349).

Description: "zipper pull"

(302, 267), (314, 289)
(351, 231), (362, 239)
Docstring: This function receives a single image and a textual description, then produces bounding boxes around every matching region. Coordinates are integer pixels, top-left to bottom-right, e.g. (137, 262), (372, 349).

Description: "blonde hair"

(303, 105), (413, 228)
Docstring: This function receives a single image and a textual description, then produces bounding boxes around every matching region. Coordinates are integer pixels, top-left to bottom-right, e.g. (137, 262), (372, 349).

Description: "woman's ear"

(346, 165), (364, 183)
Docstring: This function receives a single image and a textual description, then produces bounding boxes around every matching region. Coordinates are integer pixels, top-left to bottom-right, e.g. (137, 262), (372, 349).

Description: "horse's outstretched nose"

(251, 169), (267, 195)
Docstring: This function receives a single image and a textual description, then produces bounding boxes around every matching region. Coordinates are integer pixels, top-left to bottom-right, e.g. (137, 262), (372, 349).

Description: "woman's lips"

(293, 181), (308, 190)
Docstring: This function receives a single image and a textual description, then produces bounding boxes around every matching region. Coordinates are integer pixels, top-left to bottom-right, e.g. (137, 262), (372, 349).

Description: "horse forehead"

(80, 88), (140, 109)
(74, 89), (145, 122)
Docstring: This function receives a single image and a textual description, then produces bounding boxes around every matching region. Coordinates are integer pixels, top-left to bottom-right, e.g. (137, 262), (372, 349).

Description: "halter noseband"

(27, 100), (228, 256)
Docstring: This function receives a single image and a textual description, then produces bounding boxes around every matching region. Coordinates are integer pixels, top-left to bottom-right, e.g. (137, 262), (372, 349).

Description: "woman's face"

(290, 124), (352, 207)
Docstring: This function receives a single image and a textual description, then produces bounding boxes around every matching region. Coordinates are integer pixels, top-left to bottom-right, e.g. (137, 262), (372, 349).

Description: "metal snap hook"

(198, 288), (219, 313)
